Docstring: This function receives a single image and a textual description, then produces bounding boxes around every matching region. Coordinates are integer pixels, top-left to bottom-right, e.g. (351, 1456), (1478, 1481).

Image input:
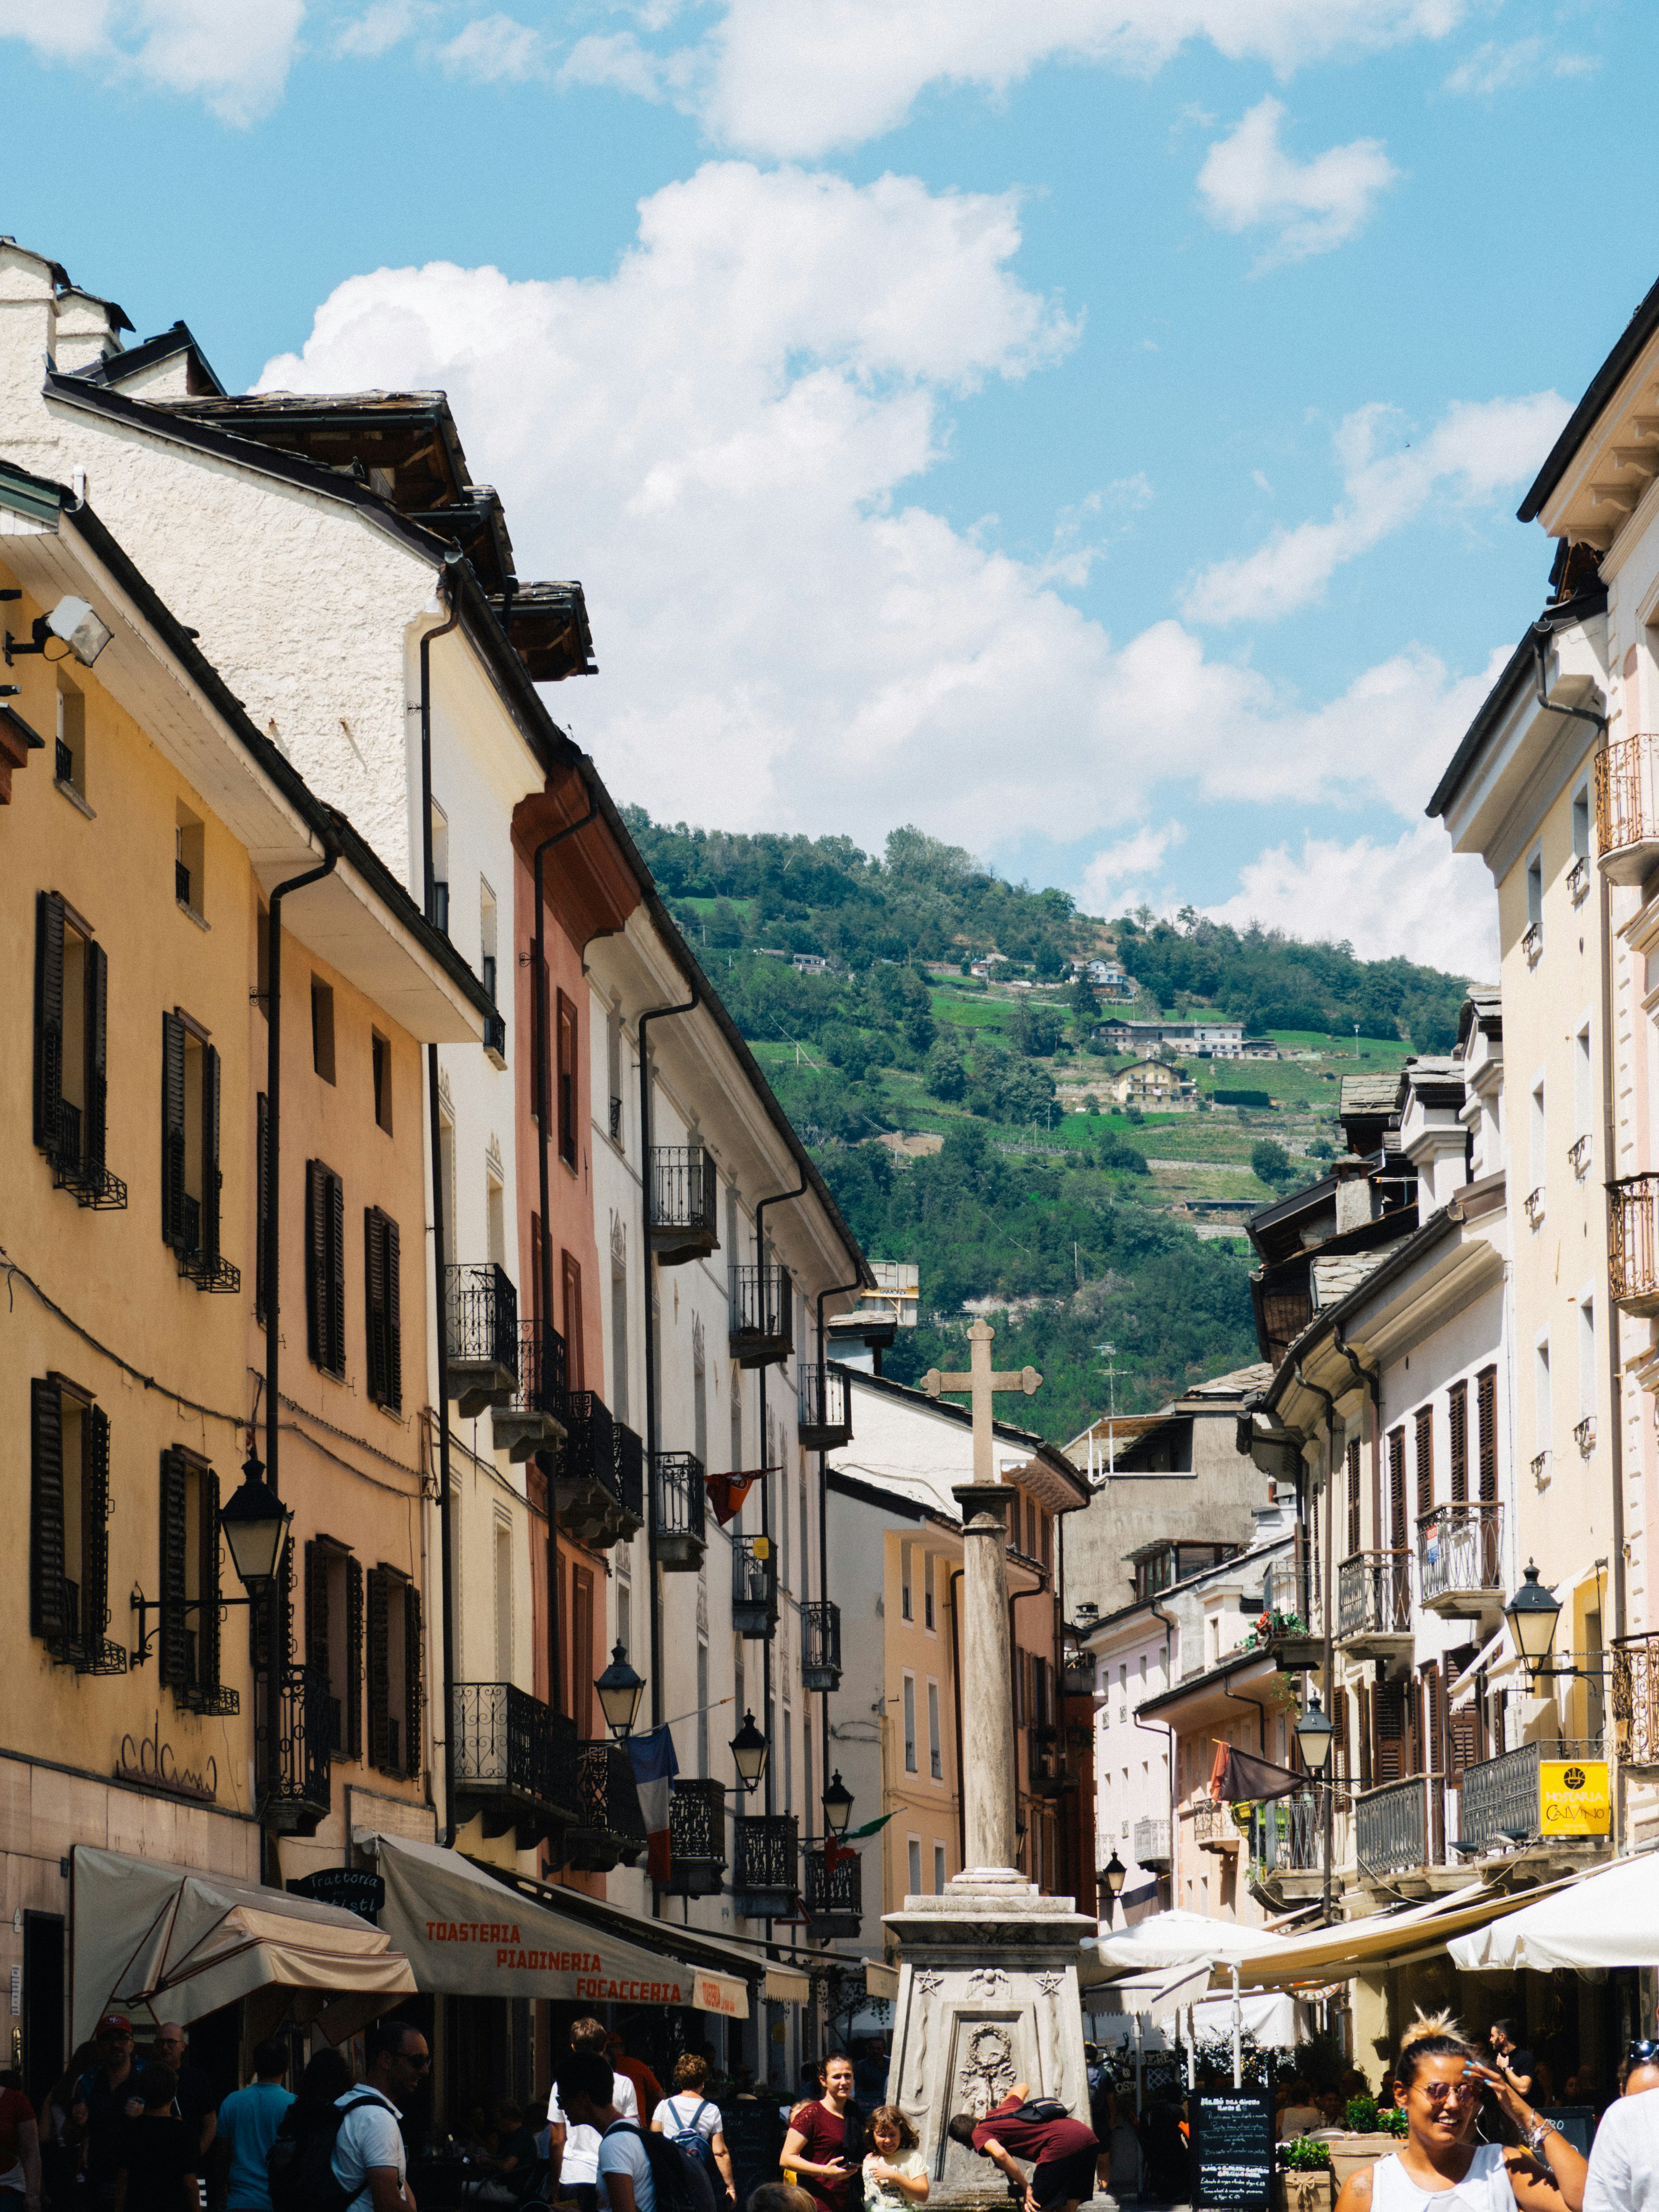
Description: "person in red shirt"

(783, 2056), (860, 2212)
(948, 2085), (1099, 2212)
(0, 2069), (40, 2209)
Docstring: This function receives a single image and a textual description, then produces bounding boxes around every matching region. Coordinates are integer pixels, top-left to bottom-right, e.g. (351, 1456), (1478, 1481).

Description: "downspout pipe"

(1139, 1597), (1179, 1908)
(637, 988), (700, 1736)
(815, 1275), (863, 1820)
(530, 788), (598, 1720)
(1295, 1360), (1340, 1925)
(418, 563), (463, 1844)
(751, 1173), (806, 1822)
(1530, 629), (1624, 1650)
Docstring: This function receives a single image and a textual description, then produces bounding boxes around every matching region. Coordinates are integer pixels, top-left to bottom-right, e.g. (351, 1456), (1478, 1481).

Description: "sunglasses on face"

(1629, 2042), (1659, 2065)
(1421, 2082), (1479, 2106)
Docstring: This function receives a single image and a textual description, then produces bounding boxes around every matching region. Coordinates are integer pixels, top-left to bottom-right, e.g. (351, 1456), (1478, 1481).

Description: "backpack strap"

(690, 2101), (711, 2133)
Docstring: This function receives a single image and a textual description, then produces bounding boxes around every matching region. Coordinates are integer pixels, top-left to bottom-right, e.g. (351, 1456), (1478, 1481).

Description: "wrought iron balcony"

(1190, 1799), (1241, 1853)
(1028, 1724), (1075, 1798)
(493, 1321), (568, 1463)
(1418, 1502), (1503, 1616)
(1616, 1632), (1659, 1764)
(1610, 1174), (1659, 1314)
(1575, 1414), (1596, 1455)
(661, 1776), (727, 1896)
(1336, 1551), (1413, 1655)
(1132, 1815), (1171, 1869)
(1456, 1738), (1606, 1858)
(555, 1391), (623, 1544)
(48, 1099), (127, 1211)
(443, 1262), (519, 1417)
(802, 1601), (842, 1692)
(733, 1535), (778, 1639)
(650, 1145), (718, 1264)
(257, 1665), (332, 1837)
(1568, 1132), (1592, 1178)
(804, 1844), (862, 1936)
(609, 1095), (623, 1143)
(451, 1681), (580, 1850)
(614, 1423), (645, 1530)
(1522, 920), (1542, 966)
(651, 1451), (707, 1571)
(1355, 1774), (1431, 1880)
(733, 1813), (799, 1917)
(730, 1264), (793, 1369)
(1595, 731), (1659, 885)
(555, 1740), (649, 1874)
(798, 1363), (852, 1450)
(1250, 1789), (1320, 1876)
(1568, 853), (1590, 904)
(1525, 1186), (1545, 1229)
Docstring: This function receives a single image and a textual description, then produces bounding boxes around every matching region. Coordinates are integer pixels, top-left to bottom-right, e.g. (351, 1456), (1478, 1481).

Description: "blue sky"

(5, 0), (1650, 970)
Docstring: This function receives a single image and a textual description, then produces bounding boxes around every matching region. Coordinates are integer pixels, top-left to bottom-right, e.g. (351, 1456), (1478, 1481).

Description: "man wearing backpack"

(946, 2084), (1099, 2212)
(331, 2019), (428, 2212)
(555, 2048), (718, 2212)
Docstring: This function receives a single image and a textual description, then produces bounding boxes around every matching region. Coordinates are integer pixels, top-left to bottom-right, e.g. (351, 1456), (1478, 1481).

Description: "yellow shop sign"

(1539, 1760), (1611, 1836)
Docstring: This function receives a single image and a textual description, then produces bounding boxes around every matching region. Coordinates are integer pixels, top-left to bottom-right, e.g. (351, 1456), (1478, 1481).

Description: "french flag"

(627, 1725), (679, 1886)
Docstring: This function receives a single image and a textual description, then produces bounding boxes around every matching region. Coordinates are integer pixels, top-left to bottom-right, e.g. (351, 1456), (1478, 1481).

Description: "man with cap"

(154, 2024), (218, 2163)
(70, 2016), (144, 2211)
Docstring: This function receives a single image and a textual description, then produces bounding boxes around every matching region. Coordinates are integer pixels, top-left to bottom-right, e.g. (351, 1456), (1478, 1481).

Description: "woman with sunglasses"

(1586, 2040), (1659, 2212)
(1334, 2015), (1587, 2212)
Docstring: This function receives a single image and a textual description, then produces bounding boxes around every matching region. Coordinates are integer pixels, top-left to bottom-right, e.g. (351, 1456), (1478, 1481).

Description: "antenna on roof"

(1095, 1341), (1121, 1481)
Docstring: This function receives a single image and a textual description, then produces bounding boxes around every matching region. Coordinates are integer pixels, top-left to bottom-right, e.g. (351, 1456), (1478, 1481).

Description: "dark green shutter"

(367, 1567), (391, 1770)
(345, 1556), (364, 1760)
(160, 1013), (187, 1248)
(201, 1045), (221, 1262)
(83, 1406), (111, 1649)
(403, 1581), (422, 1781)
(33, 892), (64, 1153)
(84, 939), (107, 1170)
(364, 1211), (386, 1407)
(159, 1450), (190, 1691)
(29, 1379), (67, 1643)
(198, 1469), (221, 1702)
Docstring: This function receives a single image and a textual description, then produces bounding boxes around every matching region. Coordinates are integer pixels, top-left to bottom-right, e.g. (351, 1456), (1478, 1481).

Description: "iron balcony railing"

(729, 1264), (793, 1367)
(1610, 1174), (1659, 1309)
(257, 1665), (332, 1836)
(652, 1451), (707, 1567)
(1568, 853), (1590, 904)
(556, 1390), (620, 1539)
(1251, 1788), (1320, 1875)
(451, 1682), (580, 1843)
(798, 1364), (852, 1449)
(1615, 1631), (1659, 1765)
(804, 1845), (862, 1932)
(734, 1813), (799, 1914)
(733, 1535), (778, 1638)
(803, 1601), (842, 1692)
(495, 1321), (568, 1462)
(177, 1190), (240, 1292)
(1522, 919), (1542, 964)
(559, 1740), (648, 1873)
(649, 1145), (718, 1261)
(1132, 1816), (1171, 1868)
(48, 1097), (128, 1211)
(1458, 1740), (1540, 1855)
(1595, 732), (1659, 870)
(614, 1422), (645, 1527)
(1337, 1551), (1413, 1642)
(1418, 1502), (1503, 1607)
(609, 1095), (623, 1143)
(429, 878), (450, 934)
(442, 1262), (519, 1416)
(1190, 1799), (1240, 1851)
(1028, 1724), (1075, 1797)
(1356, 1774), (1430, 1878)
(662, 1777), (727, 1896)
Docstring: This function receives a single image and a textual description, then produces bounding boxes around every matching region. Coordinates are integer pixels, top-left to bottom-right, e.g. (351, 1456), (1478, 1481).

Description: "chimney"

(53, 287), (127, 376)
(1332, 1154), (1374, 1235)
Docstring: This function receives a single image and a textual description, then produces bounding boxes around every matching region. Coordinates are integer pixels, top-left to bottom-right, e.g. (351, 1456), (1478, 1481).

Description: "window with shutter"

(364, 1210), (402, 1411)
(562, 1250), (584, 1391)
(1357, 1680), (1373, 1790)
(1346, 1439), (1361, 1556)
(1447, 1705), (1480, 1780)
(1373, 1680), (1406, 1783)
(1414, 1407), (1433, 1518)
(158, 1451), (191, 1693)
(346, 1556), (364, 1760)
(1388, 1428), (1406, 1550)
(250, 1537), (294, 1672)
(84, 940), (107, 1172)
(1422, 1664), (1445, 1775)
(403, 1582), (422, 1782)
(367, 1566), (392, 1771)
(1448, 1381), (1468, 1503)
(161, 1013), (187, 1248)
(34, 892), (65, 1153)
(197, 1468), (223, 1707)
(255, 1094), (270, 1326)
(556, 992), (577, 1168)
(305, 1541), (330, 1688)
(30, 1379), (67, 1645)
(1334, 1686), (1350, 1780)
(83, 1407), (112, 1659)
(1477, 1366), (1498, 1501)
(305, 1161), (347, 1379)
(201, 1044), (222, 1263)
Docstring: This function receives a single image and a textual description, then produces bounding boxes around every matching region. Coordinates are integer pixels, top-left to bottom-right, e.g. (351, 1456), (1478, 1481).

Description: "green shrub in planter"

(1382, 2110), (1408, 2139)
(1344, 2099), (1378, 2134)
(1285, 2140), (1333, 2172)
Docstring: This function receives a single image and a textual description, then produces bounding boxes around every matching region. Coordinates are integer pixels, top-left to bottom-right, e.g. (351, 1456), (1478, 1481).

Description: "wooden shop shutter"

(158, 1450), (191, 1691)
(33, 891), (65, 1151)
(200, 1045), (222, 1263)
(255, 1095), (269, 1325)
(1415, 1406), (1433, 1518)
(29, 1379), (67, 1643)
(345, 1556), (364, 1760)
(364, 1210), (401, 1412)
(1447, 1705), (1481, 1780)
(1373, 1679), (1406, 1784)
(82, 1407), (112, 1649)
(84, 939), (108, 1171)
(1333, 1687), (1350, 1780)
(367, 1566), (392, 1771)
(196, 1468), (222, 1701)
(160, 1012), (187, 1248)
(1388, 1427), (1407, 1550)
(1476, 1366), (1498, 1501)
(1448, 1380), (1468, 1504)
(403, 1581), (423, 1782)
(1346, 1439), (1362, 1556)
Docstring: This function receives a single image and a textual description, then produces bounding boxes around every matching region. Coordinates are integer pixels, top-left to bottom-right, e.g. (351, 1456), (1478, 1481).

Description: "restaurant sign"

(1539, 1760), (1611, 1837)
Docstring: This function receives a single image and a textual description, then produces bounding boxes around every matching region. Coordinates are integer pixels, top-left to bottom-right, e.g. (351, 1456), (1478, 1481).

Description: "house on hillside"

(1101, 1018), (1244, 1056)
(1107, 1058), (1192, 1107)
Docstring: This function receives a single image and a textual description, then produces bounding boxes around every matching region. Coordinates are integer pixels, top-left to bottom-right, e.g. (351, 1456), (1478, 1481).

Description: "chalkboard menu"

(287, 1869), (386, 1923)
(1192, 2092), (1274, 2209)
(723, 2095), (786, 2206)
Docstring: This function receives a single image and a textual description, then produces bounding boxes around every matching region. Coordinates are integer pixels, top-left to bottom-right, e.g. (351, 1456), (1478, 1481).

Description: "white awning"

(1086, 1909), (1292, 1984)
(1231, 1881), (1574, 1991)
(1449, 1855), (1659, 1972)
(72, 1846), (415, 2048)
(765, 1965), (812, 2006)
(1087, 1986), (1309, 2050)
(372, 1835), (750, 2018)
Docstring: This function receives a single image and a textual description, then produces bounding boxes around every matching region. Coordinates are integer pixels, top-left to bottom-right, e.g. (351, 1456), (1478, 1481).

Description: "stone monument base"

(885, 1875), (1097, 2209)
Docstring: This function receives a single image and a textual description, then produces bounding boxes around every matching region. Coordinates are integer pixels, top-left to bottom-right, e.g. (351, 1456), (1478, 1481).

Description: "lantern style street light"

(596, 1643), (647, 1740)
(1294, 1701), (1335, 1775)
(1098, 1850), (1127, 1925)
(218, 1449), (292, 1594)
(823, 1769), (854, 1836)
(730, 1710), (769, 1795)
(1505, 1562), (1562, 1678)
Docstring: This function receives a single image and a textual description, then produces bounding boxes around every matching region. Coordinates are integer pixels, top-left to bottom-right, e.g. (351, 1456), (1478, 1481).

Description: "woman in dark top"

(113, 2065), (197, 2212)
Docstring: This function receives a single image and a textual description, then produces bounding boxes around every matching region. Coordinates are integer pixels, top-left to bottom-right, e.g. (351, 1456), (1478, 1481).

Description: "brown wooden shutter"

(197, 1468), (221, 1702)
(1373, 1680), (1405, 1783)
(1334, 1687), (1350, 1781)
(1388, 1427), (1406, 1550)
(556, 991), (577, 1167)
(161, 1013), (187, 1248)
(30, 1379), (67, 1644)
(33, 891), (65, 1152)
(1346, 1439), (1361, 1556)
(304, 1539), (330, 1682)
(367, 1566), (391, 1771)
(1477, 1366), (1498, 1501)
(364, 1213), (387, 1407)
(1422, 1663), (1444, 1775)
(201, 1044), (222, 1263)
(84, 938), (108, 1171)
(1448, 1381), (1468, 1503)
(327, 1169), (346, 1375)
(403, 1581), (423, 1781)
(1447, 1705), (1480, 1780)
(306, 1162), (346, 1377)
(563, 1249), (584, 1391)
(306, 1160), (325, 1365)
(255, 1095), (270, 1325)
(346, 1556), (364, 1760)
(1357, 1679), (1373, 1790)
(1415, 1406), (1433, 1518)
(83, 1406), (112, 1651)
(383, 1218), (401, 1412)
(158, 1450), (191, 1691)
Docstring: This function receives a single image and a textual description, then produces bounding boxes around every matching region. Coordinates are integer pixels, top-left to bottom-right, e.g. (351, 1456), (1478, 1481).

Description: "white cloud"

(0, 0), (305, 120)
(1196, 98), (1398, 268)
(435, 11), (541, 81)
(256, 164), (1502, 880)
(558, 31), (669, 101)
(1443, 37), (1598, 95)
(335, 0), (427, 59)
(1077, 821), (1187, 910)
(1183, 390), (1569, 625)
(1204, 820), (1497, 974)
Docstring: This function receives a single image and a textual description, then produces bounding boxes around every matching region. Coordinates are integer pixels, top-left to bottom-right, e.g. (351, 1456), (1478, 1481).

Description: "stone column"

(952, 1482), (1018, 1883)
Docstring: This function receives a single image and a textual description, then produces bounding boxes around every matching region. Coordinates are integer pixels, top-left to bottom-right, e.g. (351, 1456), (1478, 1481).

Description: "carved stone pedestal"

(884, 1880), (1096, 2210)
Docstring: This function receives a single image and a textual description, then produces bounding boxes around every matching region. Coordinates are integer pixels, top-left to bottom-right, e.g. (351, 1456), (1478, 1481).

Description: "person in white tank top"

(1334, 2020), (1587, 2212)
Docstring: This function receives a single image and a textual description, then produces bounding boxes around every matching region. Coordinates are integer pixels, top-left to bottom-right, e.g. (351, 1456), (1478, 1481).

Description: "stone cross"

(920, 1318), (1040, 1484)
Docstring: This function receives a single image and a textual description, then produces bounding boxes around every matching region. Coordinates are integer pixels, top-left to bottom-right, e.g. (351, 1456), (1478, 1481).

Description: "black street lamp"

(1098, 1850), (1127, 1924)
(596, 1643), (647, 1740)
(1506, 1562), (1563, 1678)
(823, 1769), (854, 1836)
(1294, 1702), (1335, 1775)
(218, 1449), (291, 1594)
(730, 1710), (769, 1795)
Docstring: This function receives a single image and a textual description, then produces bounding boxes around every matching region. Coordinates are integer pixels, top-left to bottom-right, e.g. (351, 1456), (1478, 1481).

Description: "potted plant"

(1276, 2135), (1334, 2212)
(1325, 2102), (1400, 2195)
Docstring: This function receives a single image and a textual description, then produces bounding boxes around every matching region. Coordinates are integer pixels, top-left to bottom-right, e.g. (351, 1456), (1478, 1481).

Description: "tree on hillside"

(1250, 1139), (1298, 1190)
(1013, 1000), (1065, 1058)
(1070, 972), (1099, 1022)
